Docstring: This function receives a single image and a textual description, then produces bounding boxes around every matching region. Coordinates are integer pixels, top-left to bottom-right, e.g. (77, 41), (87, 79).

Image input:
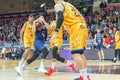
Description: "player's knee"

(56, 54), (65, 62)
(41, 47), (49, 59)
(52, 46), (58, 58)
(27, 53), (39, 64)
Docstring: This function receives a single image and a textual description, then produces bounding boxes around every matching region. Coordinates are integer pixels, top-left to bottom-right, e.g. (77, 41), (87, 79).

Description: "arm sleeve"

(55, 11), (64, 32)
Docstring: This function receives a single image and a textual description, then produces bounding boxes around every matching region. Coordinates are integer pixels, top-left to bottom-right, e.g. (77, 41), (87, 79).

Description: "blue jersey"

(95, 33), (103, 44)
(35, 27), (47, 42)
(34, 27), (47, 54)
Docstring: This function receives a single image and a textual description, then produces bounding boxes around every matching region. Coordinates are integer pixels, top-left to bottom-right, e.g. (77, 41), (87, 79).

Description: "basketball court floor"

(0, 60), (120, 80)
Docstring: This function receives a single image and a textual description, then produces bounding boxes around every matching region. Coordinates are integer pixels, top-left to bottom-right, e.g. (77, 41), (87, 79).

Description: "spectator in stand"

(90, 24), (96, 38)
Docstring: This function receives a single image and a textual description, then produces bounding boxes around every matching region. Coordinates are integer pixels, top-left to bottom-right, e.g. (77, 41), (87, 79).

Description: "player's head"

(36, 21), (43, 30)
(97, 29), (101, 33)
(113, 27), (117, 31)
(28, 14), (34, 22)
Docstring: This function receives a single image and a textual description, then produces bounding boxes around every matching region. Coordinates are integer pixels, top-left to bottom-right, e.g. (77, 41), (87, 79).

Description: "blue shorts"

(96, 43), (103, 50)
(34, 39), (45, 54)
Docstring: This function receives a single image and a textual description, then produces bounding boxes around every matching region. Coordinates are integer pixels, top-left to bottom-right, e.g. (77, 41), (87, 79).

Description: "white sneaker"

(38, 67), (47, 72)
(15, 66), (22, 76)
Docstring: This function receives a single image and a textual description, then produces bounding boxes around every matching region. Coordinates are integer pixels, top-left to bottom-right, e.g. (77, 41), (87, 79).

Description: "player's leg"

(23, 53), (39, 67)
(98, 50), (102, 61)
(100, 44), (104, 60)
(26, 40), (34, 60)
(118, 49), (120, 60)
(53, 39), (74, 69)
(96, 45), (102, 61)
(45, 43), (75, 76)
(70, 24), (90, 80)
(45, 46), (57, 76)
(15, 48), (39, 76)
(72, 51), (89, 80)
(38, 47), (49, 72)
(15, 40), (37, 75)
(113, 49), (118, 62)
(101, 50), (104, 60)
(19, 39), (31, 67)
(19, 48), (31, 67)
(21, 40), (42, 67)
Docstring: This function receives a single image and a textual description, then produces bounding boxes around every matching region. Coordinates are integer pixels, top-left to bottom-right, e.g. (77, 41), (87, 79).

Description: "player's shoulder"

(23, 22), (28, 26)
(54, 2), (65, 12)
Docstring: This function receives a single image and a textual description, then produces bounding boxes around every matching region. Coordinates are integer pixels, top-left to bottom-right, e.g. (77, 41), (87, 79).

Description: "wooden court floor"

(0, 59), (120, 80)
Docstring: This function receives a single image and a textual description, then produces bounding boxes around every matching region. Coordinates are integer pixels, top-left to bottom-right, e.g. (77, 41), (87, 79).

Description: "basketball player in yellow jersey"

(113, 29), (120, 62)
(40, 18), (75, 75)
(50, 0), (90, 80)
(15, 14), (35, 70)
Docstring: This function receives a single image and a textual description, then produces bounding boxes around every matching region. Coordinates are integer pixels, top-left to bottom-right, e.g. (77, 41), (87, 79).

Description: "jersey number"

(71, 8), (80, 17)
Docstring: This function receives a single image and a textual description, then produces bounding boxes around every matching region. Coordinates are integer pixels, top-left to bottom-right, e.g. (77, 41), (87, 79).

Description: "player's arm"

(20, 23), (26, 43)
(32, 20), (38, 33)
(38, 16), (52, 34)
(94, 34), (97, 44)
(50, 3), (64, 42)
(115, 31), (120, 42)
(54, 3), (64, 33)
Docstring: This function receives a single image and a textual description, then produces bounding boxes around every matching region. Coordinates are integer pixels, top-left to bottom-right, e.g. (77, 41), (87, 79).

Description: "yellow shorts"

(24, 38), (34, 50)
(50, 37), (63, 51)
(69, 22), (88, 52)
(115, 41), (120, 49)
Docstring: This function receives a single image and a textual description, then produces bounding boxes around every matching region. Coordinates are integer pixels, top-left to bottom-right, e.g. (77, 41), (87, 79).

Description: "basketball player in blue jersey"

(94, 29), (105, 61)
(15, 16), (50, 76)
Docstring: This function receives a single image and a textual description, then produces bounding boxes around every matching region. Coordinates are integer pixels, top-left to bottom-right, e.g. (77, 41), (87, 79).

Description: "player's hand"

(33, 19), (39, 23)
(20, 39), (24, 45)
(38, 16), (45, 22)
(50, 32), (58, 42)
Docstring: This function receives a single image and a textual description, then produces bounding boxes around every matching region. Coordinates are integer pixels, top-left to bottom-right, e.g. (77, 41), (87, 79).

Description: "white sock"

(19, 58), (25, 67)
(79, 68), (88, 80)
(40, 61), (44, 68)
(66, 60), (71, 65)
(51, 62), (55, 69)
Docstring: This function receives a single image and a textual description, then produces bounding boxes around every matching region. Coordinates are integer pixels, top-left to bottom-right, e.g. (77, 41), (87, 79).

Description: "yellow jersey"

(24, 22), (35, 39)
(50, 21), (63, 39)
(115, 31), (120, 49)
(61, 2), (86, 31)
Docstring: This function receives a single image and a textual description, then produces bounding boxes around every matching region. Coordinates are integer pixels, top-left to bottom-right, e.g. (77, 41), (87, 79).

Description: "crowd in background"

(84, 3), (120, 45)
(0, 3), (120, 44)
(0, 2), (120, 60)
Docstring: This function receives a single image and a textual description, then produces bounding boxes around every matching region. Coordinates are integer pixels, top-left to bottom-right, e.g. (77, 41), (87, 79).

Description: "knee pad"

(41, 47), (49, 59)
(56, 54), (65, 63)
(52, 46), (58, 58)
(27, 53), (39, 64)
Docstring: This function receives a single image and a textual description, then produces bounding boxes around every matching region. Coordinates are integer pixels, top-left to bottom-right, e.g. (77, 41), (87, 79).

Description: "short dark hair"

(29, 14), (34, 17)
